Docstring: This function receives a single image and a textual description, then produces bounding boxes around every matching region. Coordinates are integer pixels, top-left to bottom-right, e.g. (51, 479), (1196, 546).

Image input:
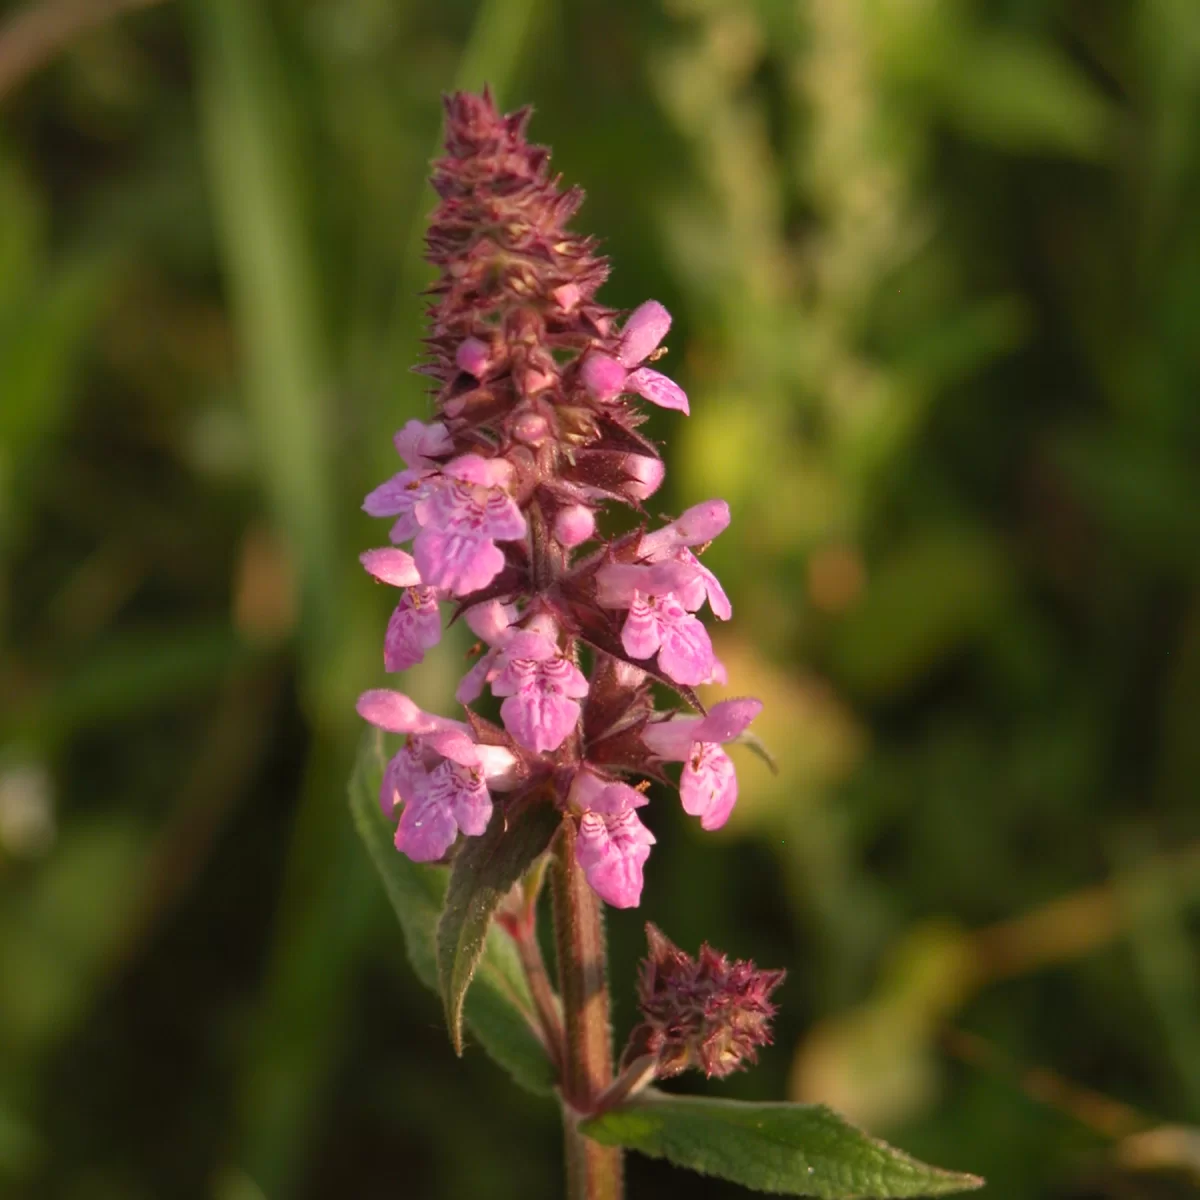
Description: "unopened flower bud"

(555, 504), (596, 548)
(456, 337), (491, 377)
(625, 924), (784, 1080)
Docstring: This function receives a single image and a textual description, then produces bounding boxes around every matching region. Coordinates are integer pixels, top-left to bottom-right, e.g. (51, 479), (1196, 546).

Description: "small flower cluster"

(356, 91), (763, 908)
(624, 924), (785, 1079)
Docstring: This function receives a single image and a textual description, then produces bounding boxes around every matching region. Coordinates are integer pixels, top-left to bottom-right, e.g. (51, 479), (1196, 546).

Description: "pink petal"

(455, 650), (495, 705)
(580, 352), (628, 403)
(569, 769), (649, 812)
(654, 604), (716, 686)
(597, 560), (700, 609)
(389, 513), (421, 543)
(621, 598), (663, 661)
(360, 547), (422, 587)
(696, 697), (763, 744)
(639, 500), (731, 558)
(464, 599), (518, 643)
(500, 689), (581, 754)
(395, 784), (459, 861)
(381, 742), (426, 815)
(626, 368), (689, 415)
(356, 689), (438, 734)
(496, 630), (558, 665)
(576, 809), (654, 908)
(394, 420), (453, 466)
(444, 453), (512, 490)
(384, 589), (442, 671)
(680, 743), (738, 830)
(428, 760), (493, 838)
(413, 531), (505, 595)
(363, 469), (430, 518)
(618, 301), (672, 368)
(640, 715), (706, 761)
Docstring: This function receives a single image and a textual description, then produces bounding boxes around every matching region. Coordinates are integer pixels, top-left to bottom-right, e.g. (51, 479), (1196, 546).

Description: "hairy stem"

(552, 820), (623, 1200)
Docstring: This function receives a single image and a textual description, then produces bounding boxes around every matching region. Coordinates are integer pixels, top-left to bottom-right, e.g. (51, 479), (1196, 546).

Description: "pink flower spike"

(554, 504), (595, 548)
(356, 689), (462, 735)
(360, 547), (422, 588)
(581, 353), (627, 403)
(393, 420), (453, 467)
(384, 588), (442, 671)
(626, 368), (689, 415)
(576, 808), (655, 908)
(680, 744), (738, 830)
(618, 301), (672, 369)
(456, 338), (491, 378)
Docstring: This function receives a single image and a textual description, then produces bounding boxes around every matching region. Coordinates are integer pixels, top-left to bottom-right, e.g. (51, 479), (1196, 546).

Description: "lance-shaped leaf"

(437, 791), (561, 1054)
(580, 1091), (983, 1198)
(348, 731), (554, 1095)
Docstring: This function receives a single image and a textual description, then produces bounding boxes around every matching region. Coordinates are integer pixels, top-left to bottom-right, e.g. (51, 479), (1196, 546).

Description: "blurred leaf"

(581, 1091), (983, 1197)
(829, 533), (1010, 698)
(348, 730), (554, 1095)
(0, 819), (145, 1056)
(1, 623), (253, 749)
(938, 35), (1111, 159)
(191, 0), (340, 705)
(437, 795), (559, 1055)
(790, 922), (975, 1130)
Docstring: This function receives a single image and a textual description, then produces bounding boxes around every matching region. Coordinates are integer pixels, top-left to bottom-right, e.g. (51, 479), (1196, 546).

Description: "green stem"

(552, 821), (623, 1200)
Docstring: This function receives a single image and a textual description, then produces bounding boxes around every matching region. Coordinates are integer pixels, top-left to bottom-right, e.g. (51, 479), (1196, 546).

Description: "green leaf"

(580, 1092), (983, 1198)
(437, 790), (561, 1054)
(348, 730), (555, 1096)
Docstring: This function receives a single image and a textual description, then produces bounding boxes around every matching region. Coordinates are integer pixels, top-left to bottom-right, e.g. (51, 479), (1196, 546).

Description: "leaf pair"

(349, 732), (983, 1197)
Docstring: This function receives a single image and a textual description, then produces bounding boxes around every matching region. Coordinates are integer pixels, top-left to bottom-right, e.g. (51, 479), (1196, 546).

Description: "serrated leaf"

(348, 730), (555, 1095)
(437, 792), (561, 1054)
(580, 1091), (983, 1198)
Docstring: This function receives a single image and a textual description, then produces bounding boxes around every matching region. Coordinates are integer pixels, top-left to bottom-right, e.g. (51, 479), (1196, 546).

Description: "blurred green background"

(1, 0), (1199, 1197)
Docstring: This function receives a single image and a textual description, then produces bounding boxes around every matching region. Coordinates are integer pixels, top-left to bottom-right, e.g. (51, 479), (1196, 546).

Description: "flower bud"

(625, 924), (784, 1080)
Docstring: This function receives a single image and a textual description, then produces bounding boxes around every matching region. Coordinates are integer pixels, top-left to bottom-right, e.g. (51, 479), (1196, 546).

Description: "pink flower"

(360, 548), (444, 672)
(580, 301), (689, 414)
(412, 455), (527, 595)
(641, 698), (763, 830)
(621, 593), (720, 686)
(570, 771), (655, 908)
(384, 588), (442, 671)
(368, 691), (520, 862)
(489, 630), (590, 753)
